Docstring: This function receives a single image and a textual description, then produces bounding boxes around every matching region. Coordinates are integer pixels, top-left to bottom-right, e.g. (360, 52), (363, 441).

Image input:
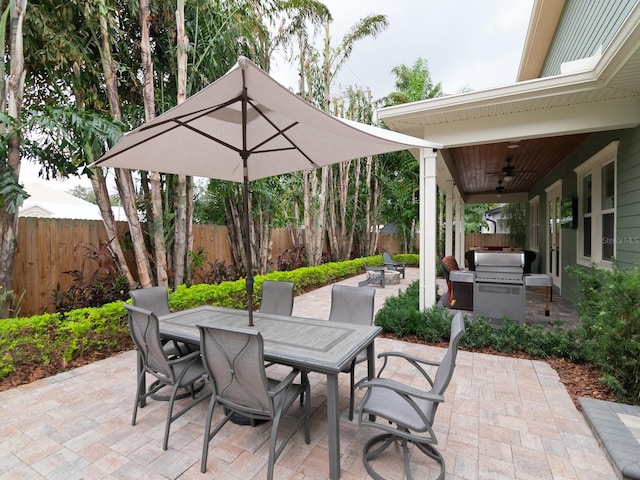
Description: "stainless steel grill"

(473, 251), (526, 323)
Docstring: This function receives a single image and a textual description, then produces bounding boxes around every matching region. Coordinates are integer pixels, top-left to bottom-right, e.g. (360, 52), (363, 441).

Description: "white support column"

(444, 180), (454, 257)
(455, 190), (465, 264)
(419, 148), (438, 311)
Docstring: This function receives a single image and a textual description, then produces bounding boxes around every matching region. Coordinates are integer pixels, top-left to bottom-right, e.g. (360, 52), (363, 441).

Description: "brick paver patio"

(0, 268), (616, 479)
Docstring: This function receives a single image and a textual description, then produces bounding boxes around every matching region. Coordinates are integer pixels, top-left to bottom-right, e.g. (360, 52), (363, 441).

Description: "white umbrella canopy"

(93, 56), (441, 325)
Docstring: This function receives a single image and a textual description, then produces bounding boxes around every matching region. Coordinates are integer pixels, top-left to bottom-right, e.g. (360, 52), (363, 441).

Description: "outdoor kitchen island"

(447, 251), (553, 324)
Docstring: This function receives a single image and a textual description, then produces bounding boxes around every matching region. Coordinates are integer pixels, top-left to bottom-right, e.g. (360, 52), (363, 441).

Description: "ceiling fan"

(487, 157), (529, 182)
(495, 179), (505, 197)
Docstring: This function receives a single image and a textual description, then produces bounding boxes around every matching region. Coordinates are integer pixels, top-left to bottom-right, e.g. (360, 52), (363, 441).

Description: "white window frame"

(528, 196), (540, 251)
(574, 141), (618, 268)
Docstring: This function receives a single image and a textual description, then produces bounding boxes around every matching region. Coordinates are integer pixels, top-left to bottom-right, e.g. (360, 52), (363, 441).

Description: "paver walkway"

(0, 268), (618, 479)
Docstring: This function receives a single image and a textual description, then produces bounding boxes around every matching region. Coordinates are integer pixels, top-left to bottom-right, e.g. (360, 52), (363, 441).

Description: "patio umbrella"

(92, 56), (440, 326)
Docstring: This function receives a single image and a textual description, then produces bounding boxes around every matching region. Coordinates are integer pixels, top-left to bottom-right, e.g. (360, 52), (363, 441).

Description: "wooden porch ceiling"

(441, 132), (591, 201)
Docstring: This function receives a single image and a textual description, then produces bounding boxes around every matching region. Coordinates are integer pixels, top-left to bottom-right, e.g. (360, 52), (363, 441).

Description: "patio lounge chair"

(198, 324), (310, 479)
(259, 280), (294, 316)
(383, 251), (406, 278)
(124, 304), (208, 451)
(359, 261), (387, 288)
(329, 284), (375, 420)
(356, 312), (466, 480)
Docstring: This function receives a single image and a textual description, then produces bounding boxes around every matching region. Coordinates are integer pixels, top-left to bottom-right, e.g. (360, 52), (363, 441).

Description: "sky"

(21, 0), (535, 190)
(270, 0), (535, 100)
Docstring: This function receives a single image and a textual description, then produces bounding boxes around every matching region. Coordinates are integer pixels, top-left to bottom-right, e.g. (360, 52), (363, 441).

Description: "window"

(574, 141), (618, 267)
(528, 196), (539, 251)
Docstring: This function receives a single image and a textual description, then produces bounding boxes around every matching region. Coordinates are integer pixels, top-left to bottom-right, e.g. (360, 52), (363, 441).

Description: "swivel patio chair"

(382, 251), (406, 278)
(356, 312), (466, 480)
(198, 324), (310, 479)
(124, 304), (209, 451)
(328, 284), (375, 421)
(259, 280), (295, 316)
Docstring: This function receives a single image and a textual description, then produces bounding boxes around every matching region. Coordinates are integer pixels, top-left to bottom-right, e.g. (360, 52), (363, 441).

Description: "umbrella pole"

(242, 154), (254, 327)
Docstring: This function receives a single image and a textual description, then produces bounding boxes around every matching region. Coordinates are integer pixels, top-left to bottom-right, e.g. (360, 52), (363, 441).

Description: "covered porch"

(380, 0), (640, 311)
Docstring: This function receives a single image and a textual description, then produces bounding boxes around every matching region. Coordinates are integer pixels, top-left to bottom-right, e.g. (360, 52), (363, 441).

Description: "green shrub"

(0, 301), (130, 378)
(0, 257), (376, 381)
(568, 264), (640, 403)
(376, 280), (587, 364)
(388, 253), (419, 266)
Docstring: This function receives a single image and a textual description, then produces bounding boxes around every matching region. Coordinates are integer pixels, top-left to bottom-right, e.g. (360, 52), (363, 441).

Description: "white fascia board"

(421, 95), (640, 147)
(379, 69), (597, 123)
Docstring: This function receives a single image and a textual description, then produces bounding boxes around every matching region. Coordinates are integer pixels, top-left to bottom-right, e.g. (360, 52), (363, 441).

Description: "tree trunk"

(173, 2), (189, 286)
(115, 169), (153, 287)
(326, 167), (338, 258)
(363, 155), (379, 256)
(174, 176), (187, 285)
(140, 0), (168, 287)
(89, 169), (136, 288)
(224, 186), (245, 273)
(346, 157), (362, 258)
(303, 168), (328, 266)
(185, 177), (194, 284)
(97, 3), (153, 287)
(0, 0), (27, 317)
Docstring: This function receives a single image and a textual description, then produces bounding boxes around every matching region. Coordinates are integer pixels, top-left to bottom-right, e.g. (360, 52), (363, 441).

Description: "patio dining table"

(158, 305), (382, 480)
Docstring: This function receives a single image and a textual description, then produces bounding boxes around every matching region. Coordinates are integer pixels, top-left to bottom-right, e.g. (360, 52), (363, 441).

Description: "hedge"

(0, 254), (418, 380)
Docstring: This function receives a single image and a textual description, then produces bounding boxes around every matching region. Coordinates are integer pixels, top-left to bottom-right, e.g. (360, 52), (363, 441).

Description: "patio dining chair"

(356, 312), (466, 480)
(124, 304), (209, 451)
(129, 286), (193, 357)
(328, 284), (375, 420)
(259, 280), (295, 316)
(198, 324), (310, 479)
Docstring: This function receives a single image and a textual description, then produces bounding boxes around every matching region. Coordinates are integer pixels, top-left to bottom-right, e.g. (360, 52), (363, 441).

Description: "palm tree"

(380, 57), (443, 253)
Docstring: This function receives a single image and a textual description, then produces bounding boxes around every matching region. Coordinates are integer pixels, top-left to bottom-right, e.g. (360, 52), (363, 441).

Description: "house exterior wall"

(540, 0), (636, 77)
(529, 126), (640, 303)
(615, 126), (640, 265)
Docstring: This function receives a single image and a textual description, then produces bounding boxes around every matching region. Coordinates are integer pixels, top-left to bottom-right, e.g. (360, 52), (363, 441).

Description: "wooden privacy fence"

(13, 218), (238, 317)
(465, 233), (518, 249)
(12, 218), (413, 316)
(11, 217), (508, 316)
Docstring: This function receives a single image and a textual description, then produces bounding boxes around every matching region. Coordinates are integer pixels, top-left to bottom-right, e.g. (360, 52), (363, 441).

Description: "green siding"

(528, 127), (640, 303)
(614, 127), (640, 266)
(541, 0), (637, 77)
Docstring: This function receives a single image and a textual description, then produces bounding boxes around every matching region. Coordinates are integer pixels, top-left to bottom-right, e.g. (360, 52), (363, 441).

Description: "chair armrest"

(376, 351), (438, 385)
(168, 349), (201, 367)
(378, 351), (440, 366)
(268, 368), (301, 396)
(358, 378), (445, 404)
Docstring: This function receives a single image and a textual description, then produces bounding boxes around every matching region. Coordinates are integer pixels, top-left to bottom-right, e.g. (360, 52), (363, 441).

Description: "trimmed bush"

(0, 302), (130, 378)
(376, 280), (588, 362)
(568, 264), (640, 403)
(0, 255), (418, 380)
